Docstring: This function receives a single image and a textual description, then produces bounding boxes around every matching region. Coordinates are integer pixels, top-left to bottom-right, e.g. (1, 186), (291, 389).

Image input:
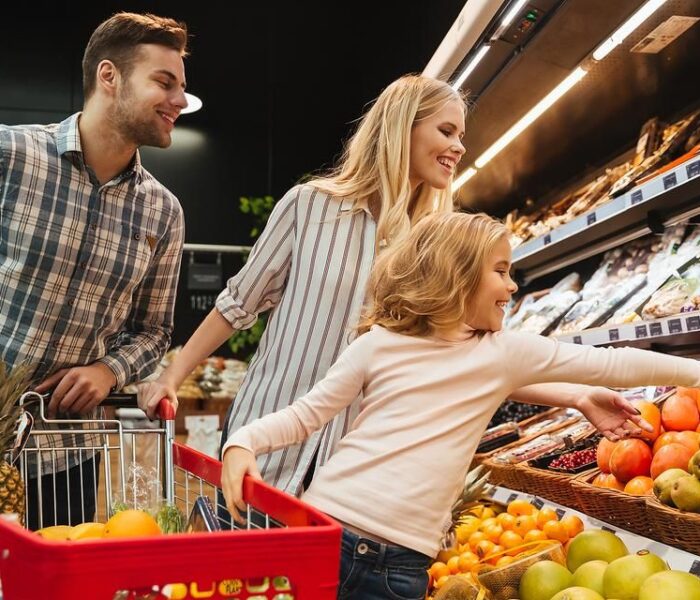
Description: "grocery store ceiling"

(453, 0), (700, 215)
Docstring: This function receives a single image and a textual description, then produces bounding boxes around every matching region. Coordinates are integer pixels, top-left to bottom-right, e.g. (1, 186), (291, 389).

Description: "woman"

(139, 74), (636, 496)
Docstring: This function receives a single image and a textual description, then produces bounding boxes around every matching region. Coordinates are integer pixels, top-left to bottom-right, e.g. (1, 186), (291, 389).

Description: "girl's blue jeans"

(337, 528), (432, 600)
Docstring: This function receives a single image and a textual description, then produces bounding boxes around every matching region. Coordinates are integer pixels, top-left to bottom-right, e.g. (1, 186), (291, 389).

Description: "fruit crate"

(645, 495), (700, 556)
(570, 468), (655, 538)
(0, 395), (342, 599)
(508, 437), (600, 508)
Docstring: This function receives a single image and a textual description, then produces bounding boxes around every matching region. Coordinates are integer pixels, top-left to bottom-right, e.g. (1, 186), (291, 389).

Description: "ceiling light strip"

(452, 46), (491, 91)
(592, 0), (667, 61)
(474, 66), (588, 169)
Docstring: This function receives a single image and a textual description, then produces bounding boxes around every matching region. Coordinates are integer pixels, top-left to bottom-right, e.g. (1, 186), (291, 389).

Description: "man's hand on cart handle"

(221, 446), (262, 524)
(137, 381), (179, 419)
(36, 363), (117, 418)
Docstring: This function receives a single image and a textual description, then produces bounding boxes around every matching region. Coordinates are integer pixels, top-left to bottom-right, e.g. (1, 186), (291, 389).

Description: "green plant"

(228, 195), (276, 361)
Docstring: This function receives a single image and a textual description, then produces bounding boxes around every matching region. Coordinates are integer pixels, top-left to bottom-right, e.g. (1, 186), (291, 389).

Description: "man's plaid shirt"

(0, 113), (184, 476)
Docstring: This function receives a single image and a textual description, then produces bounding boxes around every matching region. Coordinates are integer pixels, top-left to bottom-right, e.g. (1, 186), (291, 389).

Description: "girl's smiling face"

(465, 236), (518, 332)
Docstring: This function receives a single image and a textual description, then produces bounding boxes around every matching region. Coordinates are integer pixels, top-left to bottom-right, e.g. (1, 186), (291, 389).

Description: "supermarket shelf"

(554, 310), (700, 351)
(512, 155), (700, 285)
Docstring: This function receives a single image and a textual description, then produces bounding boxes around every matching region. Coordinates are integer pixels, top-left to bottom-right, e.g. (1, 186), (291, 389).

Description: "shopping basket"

(0, 393), (342, 599)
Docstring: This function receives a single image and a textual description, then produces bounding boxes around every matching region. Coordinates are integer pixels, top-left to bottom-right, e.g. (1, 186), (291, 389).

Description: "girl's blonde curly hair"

(359, 212), (509, 336)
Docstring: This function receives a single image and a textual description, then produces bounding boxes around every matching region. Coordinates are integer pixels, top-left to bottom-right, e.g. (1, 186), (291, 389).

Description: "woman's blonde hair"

(308, 74), (466, 247)
(359, 212), (509, 336)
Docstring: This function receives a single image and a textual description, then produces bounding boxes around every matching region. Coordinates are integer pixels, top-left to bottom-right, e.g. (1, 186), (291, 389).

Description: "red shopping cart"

(0, 393), (342, 599)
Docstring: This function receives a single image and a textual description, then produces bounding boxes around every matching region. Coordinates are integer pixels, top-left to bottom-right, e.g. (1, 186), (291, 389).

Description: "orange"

(596, 438), (617, 473)
(457, 551), (479, 572)
(103, 509), (161, 538)
(507, 499), (535, 517)
(496, 512), (516, 531)
(591, 472), (625, 490)
(560, 515), (584, 538)
(512, 515), (537, 537)
(523, 528), (548, 543)
(653, 431), (680, 455)
(496, 555), (516, 567)
(429, 561), (450, 581)
(674, 430), (700, 453)
(499, 530), (523, 549)
(631, 400), (661, 442)
(487, 545), (505, 565)
(536, 507), (559, 529)
(475, 539), (495, 560)
(435, 575), (450, 589)
(482, 523), (504, 543)
(661, 393), (700, 432)
(542, 520), (569, 543)
(468, 531), (487, 551)
(447, 555), (461, 575)
(479, 517), (498, 530)
(650, 443), (694, 479)
(623, 475), (654, 496)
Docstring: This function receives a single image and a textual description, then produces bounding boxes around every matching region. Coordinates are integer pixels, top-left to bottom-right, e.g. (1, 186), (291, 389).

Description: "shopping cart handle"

(157, 397), (176, 421)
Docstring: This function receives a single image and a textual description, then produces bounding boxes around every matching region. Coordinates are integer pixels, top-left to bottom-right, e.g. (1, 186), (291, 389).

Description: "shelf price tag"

(631, 190), (643, 205)
(586, 212), (597, 226)
(635, 325), (648, 339)
(555, 508), (566, 519)
(608, 328), (620, 342)
(690, 560), (700, 577)
(686, 315), (700, 331)
(663, 172), (678, 190)
(573, 335), (582, 345)
(688, 161), (700, 179)
(649, 322), (663, 337)
(543, 234), (552, 246)
(668, 318), (683, 334)
(532, 497), (544, 509)
(507, 493), (519, 504)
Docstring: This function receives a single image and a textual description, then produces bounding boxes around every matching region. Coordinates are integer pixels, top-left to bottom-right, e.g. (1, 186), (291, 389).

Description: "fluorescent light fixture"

(452, 45), (490, 90)
(592, 0), (667, 61)
(474, 66), (588, 168)
(181, 93), (203, 115)
(452, 167), (478, 192)
(500, 0), (528, 29)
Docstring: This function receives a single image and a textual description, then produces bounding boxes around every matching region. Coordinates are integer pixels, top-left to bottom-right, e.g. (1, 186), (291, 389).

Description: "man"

(0, 12), (188, 529)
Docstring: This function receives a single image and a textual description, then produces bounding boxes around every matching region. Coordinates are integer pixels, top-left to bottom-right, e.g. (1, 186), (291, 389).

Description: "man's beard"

(113, 83), (170, 149)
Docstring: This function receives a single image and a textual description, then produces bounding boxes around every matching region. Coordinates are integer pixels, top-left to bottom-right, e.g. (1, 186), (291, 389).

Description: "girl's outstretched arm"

(511, 383), (652, 441)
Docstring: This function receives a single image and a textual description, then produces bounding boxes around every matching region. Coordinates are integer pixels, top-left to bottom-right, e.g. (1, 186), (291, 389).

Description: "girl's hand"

(137, 381), (178, 419)
(221, 446), (262, 524)
(577, 387), (654, 442)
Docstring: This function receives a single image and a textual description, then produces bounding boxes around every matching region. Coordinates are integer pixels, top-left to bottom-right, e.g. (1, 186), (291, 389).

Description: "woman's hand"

(577, 387), (654, 442)
(137, 380), (178, 419)
(221, 446), (262, 524)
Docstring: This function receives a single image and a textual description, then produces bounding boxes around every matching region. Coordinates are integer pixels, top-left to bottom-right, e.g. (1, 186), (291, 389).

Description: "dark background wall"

(1, 1), (464, 353)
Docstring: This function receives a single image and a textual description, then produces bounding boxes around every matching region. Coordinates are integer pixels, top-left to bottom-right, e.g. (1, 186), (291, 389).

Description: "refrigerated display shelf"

(554, 310), (700, 349)
(512, 154), (700, 284)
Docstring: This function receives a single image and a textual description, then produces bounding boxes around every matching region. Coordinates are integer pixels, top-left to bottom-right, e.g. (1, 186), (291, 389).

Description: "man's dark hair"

(82, 12), (188, 99)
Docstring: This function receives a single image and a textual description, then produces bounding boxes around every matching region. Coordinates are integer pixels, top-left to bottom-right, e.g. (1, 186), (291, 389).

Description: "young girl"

(221, 211), (700, 600)
(140, 74), (636, 496)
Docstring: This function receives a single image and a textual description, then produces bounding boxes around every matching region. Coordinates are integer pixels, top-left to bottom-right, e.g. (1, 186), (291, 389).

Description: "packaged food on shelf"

(640, 261), (700, 319)
(486, 399), (551, 429)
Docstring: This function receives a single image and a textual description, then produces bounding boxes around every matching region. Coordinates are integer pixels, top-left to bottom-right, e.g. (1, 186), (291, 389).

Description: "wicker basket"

(508, 462), (582, 509)
(645, 495), (700, 555)
(571, 468), (655, 537)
